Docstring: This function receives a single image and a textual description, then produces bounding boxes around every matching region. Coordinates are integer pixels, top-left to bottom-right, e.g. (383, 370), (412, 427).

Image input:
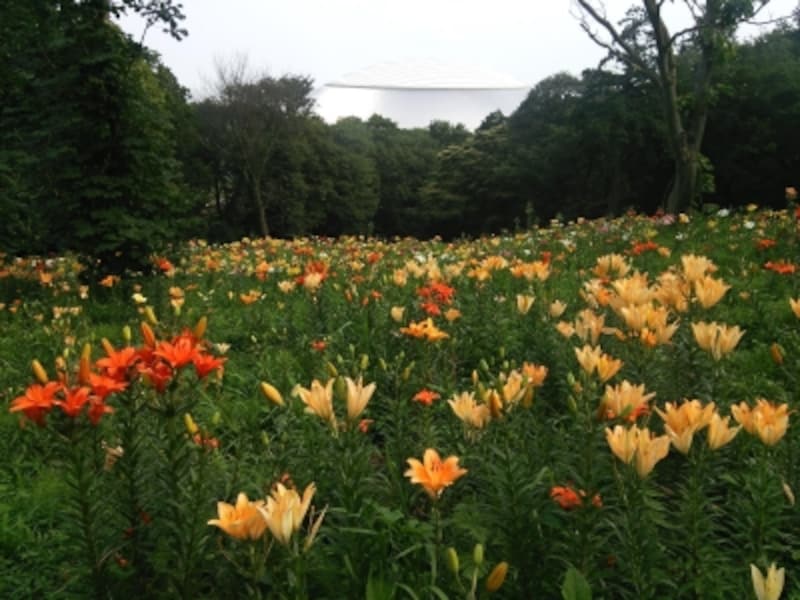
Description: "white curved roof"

(314, 60), (531, 129)
(327, 59), (529, 90)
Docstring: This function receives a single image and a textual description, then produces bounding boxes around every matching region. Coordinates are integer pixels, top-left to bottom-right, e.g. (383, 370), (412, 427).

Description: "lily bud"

(359, 354), (369, 371)
(471, 369), (479, 385)
(144, 306), (158, 325)
(78, 343), (92, 384)
(140, 322), (156, 348)
(101, 337), (115, 356)
(485, 561), (509, 593)
(378, 358), (388, 371)
(770, 342), (785, 366)
(446, 547), (460, 575)
(402, 362), (415, 381)
(260, 382), (284, 407)
(334, 376), (347, 402)
(31, 359), (49, 384)
(211, 411), (221, 426)
(326, 361), (339, 377)
(184, 413), (199, 436)
(122, 325), (132, 343)
(194, 316), (208, 339)
(473, 543), (484, 566)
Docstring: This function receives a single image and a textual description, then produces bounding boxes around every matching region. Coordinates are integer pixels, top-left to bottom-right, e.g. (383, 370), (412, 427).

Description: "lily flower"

(259, 482), (317, 546)
(405, 448), (467, 500)
(751, 563), (785, 600)
(344, 376), (376, 421)
(208, 492), (267, 541)
(294, 379), (336, 427)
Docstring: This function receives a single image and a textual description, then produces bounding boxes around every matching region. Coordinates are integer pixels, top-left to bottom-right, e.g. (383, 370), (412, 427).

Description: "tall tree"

(0, 1), (196, 269)
(573, 0), (779, 212)
(213, 62), (314, 237)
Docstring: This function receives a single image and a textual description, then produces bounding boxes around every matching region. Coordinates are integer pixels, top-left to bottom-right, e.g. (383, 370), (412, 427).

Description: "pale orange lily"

(405, 448), (467, 500)
(208, 492), (267, 541)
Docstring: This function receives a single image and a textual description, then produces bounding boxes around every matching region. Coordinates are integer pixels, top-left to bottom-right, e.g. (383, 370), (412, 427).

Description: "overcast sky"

(117, 0), (798, 99)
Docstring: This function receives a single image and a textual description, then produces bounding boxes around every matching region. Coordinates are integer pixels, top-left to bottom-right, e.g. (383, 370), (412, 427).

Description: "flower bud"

(101, 337), (115, 356)
(402, 362), (415, 381)
(472, 543), (484, 566)
(144, 306), (158, 325)
(211, 411), (221, 426)
(78, 343), (92, 384)
(770, 342), (785, 366)
(471, 369), (479, 385)
(260, 382), (284, 406)
(31, 359), (49, 384)
(446, 547), (460, 575)
(485, 561), (509, 593)
(122, 325), (132, 343)
(184, 413), (199, 436)
(326, 361), (339, 377)
(359, 354), (369, 371)
(193, 316), (208, 339)
(378, 358), (388, 371)
(140, 322), (156, 348)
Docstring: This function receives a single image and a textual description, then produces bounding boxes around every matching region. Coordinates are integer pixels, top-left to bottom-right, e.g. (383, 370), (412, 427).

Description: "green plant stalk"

(683, 445), (710, 599)
(615, 465), (657, 600)
(67, 424), (106, 599)
(118, 391), (144, 569)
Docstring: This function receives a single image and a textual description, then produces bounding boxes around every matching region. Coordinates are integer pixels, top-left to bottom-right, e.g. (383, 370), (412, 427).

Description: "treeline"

(1, 2), (799, 271)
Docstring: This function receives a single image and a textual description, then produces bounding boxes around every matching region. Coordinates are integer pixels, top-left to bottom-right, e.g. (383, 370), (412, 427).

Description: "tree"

(212, 61), (314, 237)
(0, 1), (197, 269)
(573, 0), (781, 212)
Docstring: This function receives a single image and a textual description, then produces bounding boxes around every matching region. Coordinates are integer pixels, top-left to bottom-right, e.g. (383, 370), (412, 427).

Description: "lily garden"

(2, 202), (800, 599)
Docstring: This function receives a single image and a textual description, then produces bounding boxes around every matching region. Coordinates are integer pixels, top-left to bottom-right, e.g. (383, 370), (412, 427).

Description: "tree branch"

(573, 0), (659, 83)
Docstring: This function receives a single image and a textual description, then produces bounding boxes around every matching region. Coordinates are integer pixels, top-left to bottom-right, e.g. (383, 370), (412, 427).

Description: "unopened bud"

(378, 358), (388, 371)
(260, 382), (284, 406)
(326, 361), (339, 377)
(122, 325), (132, 343)
(783, 481), (796, 506)
(471, 369), (479, 385)
(78, 343), (92, 384)
(140, 322), (156, 348)
(144, 306), (158, 325)
(498, 346), (506, 359)
(402, 362), (415, 381)
(446, 547), (460, 575)
(770, 342), (785, 366)
(334, 376), (347, 402)
(31, 359), (49, 384)
(211, 411), (221, 426)
(473, 543), (484, 566)
(194, 316), (208, 339)
(184, 413), (199, 436)
(101, 338), (115, 356)
(359, 354), (369, 371)
(485, 561), (509, 593)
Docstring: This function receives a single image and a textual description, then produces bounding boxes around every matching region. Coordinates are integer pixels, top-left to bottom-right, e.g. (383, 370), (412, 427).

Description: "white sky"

(117, 0), (798, 99)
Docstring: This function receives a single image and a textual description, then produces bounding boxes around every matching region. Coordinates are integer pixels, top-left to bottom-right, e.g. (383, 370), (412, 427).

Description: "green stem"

(68, 425), (105, 598)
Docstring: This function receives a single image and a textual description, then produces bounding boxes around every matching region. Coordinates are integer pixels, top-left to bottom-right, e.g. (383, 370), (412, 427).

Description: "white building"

(313, 59), (531, 130)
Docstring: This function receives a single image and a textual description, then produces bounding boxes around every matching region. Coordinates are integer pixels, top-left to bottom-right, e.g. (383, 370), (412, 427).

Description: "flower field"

(2, 206), (800, 599)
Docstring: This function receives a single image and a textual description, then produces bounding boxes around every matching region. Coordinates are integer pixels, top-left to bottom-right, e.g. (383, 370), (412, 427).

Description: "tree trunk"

(251, 175), (269, 237)
(667, 149), (698, 214)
